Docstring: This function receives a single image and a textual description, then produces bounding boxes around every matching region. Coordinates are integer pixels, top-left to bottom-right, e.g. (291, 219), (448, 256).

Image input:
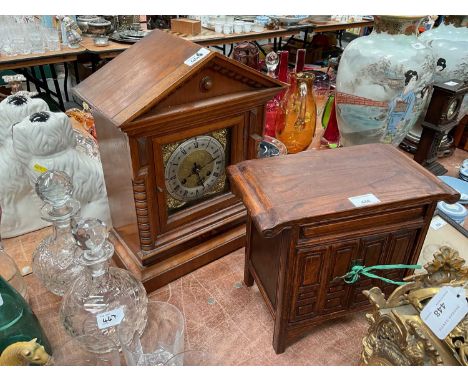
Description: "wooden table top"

(80, 19), (374, 56)
(227, 143), (459, 235)
(0, 45), (86, 70)
(79, 36), (129, 54)
(0, 19), (374, 67)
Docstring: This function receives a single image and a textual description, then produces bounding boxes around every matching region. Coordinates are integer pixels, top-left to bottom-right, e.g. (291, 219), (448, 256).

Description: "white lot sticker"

(184, 48), (210, 67)
(96, 307), (124, 330)
(444, 81), (459, 87)
(348, 193), (381, 208)
(430, 215), (447, 231)
(421, 286), (468, 340)
(0, 293), (3, 307)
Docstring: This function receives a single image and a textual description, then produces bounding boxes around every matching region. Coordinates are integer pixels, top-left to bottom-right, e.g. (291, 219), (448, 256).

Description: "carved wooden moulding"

(361, 246), (468, 366)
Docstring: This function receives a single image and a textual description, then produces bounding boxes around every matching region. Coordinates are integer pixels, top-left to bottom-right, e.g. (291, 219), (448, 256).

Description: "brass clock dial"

(446, 99), (459, 121)
(164, 135), (226, 203)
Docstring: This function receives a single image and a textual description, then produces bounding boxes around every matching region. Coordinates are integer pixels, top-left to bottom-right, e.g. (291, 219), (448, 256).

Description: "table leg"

(63, 63), (70, 102)
(227, 44), (234, 57)
(303, 29), (309, 48)
(73, 61), (80, 84)
(243, 217), (254, 287)
(38, 65), (53, 99)
(49, 64), (65, 110)
(20, 68), (42, 95)
(253, 41), (267, 57)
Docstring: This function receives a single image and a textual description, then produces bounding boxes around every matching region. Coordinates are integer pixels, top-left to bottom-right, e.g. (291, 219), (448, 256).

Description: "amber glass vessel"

(275, 72), (317, 153)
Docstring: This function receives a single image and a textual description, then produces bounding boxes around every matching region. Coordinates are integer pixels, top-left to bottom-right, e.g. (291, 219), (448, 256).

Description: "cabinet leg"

(244, 217), (254, 287)
(272, 321), (287, 354)
(244, 263), (254, 287)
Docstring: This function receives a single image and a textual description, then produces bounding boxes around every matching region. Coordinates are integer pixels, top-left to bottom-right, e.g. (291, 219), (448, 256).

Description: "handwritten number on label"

(96, 307), (124, 330)
(348, 193), (381, 208)
(433, 302), (445, 317)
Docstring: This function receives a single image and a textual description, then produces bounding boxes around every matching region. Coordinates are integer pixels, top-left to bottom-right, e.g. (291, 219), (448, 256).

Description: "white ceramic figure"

(0, 95), (49, 236)
(335, 16), (435, 147)
(7, 111), (110, 238)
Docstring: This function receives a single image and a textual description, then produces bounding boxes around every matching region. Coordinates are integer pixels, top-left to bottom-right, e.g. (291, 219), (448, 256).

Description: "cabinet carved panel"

(290, 247), (327, 322)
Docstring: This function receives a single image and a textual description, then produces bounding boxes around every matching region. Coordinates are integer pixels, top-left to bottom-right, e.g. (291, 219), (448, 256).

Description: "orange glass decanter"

(275, 72), (317, 154)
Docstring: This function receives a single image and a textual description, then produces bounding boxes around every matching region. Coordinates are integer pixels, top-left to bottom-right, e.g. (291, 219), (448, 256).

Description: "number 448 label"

(420, 286), (468, 340)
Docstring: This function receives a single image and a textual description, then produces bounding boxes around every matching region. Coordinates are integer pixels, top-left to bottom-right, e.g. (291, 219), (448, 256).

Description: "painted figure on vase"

(335, 16), (435, 147)
(436, 58), (447, 72)
(383, 70), (418, 143)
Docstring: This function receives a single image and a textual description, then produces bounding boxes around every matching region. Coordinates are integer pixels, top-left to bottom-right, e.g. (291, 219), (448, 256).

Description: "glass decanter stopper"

(60, 218), (148, 354)
(265, 51), (279, 78)
(0, 207), (28, 301)
(264, 51), (281, 137)
(32, 170), (84, 296)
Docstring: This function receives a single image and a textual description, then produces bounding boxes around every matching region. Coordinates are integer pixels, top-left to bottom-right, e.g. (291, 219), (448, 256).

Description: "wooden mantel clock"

(414, 79), (468, 175)
(73, 30), (285, 291)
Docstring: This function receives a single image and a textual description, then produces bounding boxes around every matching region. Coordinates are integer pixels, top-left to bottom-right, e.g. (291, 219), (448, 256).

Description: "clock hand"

(199, 156), (219, 171)
(195, 172), (205, 187)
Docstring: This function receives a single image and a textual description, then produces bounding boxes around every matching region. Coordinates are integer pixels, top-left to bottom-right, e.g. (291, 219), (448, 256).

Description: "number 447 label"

(420, 286), (468, 340)
(96, 307), (124, 330)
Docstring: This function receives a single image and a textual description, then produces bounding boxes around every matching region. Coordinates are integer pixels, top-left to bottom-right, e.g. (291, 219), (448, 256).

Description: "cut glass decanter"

(32, 170), (84, 296)
(60, 218), (148, 354)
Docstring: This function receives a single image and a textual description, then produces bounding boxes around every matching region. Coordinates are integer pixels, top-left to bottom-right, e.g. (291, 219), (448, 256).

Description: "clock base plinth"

(110, 225), (246, 293)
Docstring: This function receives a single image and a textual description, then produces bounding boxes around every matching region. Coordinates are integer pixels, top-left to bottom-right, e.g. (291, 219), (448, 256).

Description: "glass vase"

(60, 218), (148, 354)
(275, 72), (317, 153)
(0, 275), (52, 362)
(32, 170), (84, 297)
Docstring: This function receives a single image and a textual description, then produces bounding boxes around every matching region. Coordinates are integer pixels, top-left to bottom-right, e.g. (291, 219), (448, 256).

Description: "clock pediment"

(73, 29), (285, 128)
(141, 55), (282, 119)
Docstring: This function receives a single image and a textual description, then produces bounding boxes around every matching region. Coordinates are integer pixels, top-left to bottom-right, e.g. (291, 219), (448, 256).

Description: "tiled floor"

(3, 148), (467, 365)
(5, 233), (369, 366)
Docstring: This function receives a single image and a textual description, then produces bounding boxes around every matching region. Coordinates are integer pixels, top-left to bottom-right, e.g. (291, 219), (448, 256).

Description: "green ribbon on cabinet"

(339, 264), (423, 286)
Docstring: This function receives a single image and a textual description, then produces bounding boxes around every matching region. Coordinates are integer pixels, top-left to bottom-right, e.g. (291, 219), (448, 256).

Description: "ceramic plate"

(439, 176), (468, 203)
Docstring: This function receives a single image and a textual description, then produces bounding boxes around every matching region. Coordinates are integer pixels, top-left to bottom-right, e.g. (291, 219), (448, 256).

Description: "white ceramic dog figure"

(0, 95), (50, 236)
(11, 111), (111, 232)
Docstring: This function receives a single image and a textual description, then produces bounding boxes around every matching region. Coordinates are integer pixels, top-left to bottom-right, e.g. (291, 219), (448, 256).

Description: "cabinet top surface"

(227, 144), (459, 234)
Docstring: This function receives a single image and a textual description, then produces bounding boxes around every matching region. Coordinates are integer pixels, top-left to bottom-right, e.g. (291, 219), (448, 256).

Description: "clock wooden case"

(414, 79), (468, 175)
(73, 30), (286, 291)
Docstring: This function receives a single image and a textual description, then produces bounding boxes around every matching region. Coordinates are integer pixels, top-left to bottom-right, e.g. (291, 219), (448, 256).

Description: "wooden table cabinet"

(227, 144), (459, 354)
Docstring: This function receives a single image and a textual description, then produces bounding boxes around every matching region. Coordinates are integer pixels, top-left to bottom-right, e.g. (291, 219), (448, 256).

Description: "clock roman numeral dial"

(164, 135), (226, 202)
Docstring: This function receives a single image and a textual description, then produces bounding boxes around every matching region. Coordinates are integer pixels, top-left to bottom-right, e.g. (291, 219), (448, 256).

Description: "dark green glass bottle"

(0, 275), (52, 355)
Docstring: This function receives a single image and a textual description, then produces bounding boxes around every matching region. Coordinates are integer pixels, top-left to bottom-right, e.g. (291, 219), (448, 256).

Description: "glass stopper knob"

(72, 218), (108, 252)
(35, 170), (73, 206)
(265, 51), (279, 75)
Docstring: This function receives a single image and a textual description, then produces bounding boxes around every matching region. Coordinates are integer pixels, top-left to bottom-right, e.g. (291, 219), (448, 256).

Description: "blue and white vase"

(336, 16), (435, 147)
(419, 16), (468, 121)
